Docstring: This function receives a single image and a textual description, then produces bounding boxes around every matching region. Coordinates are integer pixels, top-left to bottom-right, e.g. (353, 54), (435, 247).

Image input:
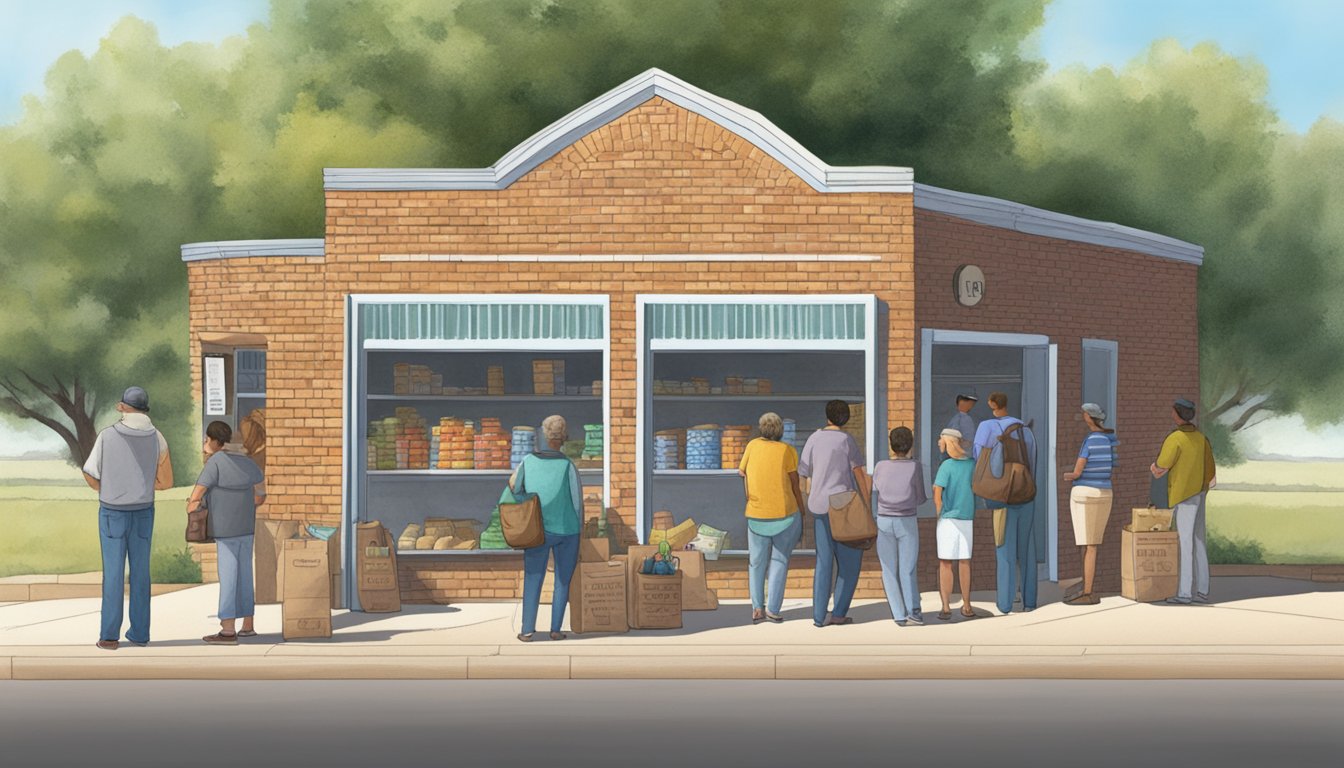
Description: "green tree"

(994, 40), (1344, 460)
(1, 0), (1047, 475)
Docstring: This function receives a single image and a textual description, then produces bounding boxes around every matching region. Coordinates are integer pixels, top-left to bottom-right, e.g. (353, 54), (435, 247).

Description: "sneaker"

(203, 632), (238, 645)
(1164, 596), (1193, 605)
(896, 620), (908, 627)
(905, 613), (924, 626)
(1195, 593), (1211, 603)
(95, 640), (119, 651)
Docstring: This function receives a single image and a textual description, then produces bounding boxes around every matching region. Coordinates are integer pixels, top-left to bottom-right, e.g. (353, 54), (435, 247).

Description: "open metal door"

(1021, 344), (1058, 582)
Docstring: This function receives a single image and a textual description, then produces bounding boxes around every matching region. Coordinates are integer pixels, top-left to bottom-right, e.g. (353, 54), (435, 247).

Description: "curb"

(4, 651), (1342, 681)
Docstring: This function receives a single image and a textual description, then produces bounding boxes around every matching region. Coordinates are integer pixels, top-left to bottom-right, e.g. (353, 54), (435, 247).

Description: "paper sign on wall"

(205, 356), (227, 416)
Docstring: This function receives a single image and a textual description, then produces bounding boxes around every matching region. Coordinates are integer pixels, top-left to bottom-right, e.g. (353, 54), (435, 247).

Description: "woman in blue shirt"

(933, 428), (977, 621)
(1062, 403), (1118, 606)
(509, 414), (584, 641)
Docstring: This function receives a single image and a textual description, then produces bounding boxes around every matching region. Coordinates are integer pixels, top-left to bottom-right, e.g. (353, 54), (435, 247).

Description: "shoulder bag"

(827, 463), (877, 549)
(186, 501), (213, 544)
(499, 469), (545, 549)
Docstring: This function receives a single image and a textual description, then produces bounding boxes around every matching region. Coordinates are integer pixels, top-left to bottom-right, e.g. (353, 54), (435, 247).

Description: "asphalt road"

(2, 680), (1341, 767)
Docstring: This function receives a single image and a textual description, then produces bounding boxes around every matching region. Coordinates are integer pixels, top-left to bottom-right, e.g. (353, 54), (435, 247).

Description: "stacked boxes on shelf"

(686, 425), (723, 470)
(394, 407), (431, 469)
(579, 423), (603, 468)
(532, 359), (565, 395)
(653, 430), (681, 470)
(473, 417), (510, 469)
(511, 426), (536, 469)
(487, 365), (504, 396)
(368, 417), (397, 470)
(719, 425), (752, 468)
(437, 417), (475, 469)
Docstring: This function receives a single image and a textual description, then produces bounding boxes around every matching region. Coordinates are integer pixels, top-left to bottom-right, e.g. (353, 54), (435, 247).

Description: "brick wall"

(914, 210), (1200, 594)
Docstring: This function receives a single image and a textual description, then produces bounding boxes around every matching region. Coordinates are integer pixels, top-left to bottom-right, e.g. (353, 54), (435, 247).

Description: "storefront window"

(348, 296), (609, 564)
(638, 296), (878, 554)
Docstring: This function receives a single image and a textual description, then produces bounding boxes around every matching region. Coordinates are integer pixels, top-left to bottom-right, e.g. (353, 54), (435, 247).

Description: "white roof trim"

(914, 184), (1204, 265)
(181, 239), (325, 262)
(323, 68), (913, 194)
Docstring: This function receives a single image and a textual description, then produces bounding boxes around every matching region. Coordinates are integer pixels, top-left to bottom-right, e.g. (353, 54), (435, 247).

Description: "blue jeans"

(747, 514), (802, 614)
(216, 535), (256, 621)
(996, 502), (1038, 613)
(812, 514), (864, 625)
(876, 515), (921, 621)
(99, 504), (154, 644)
(521, 532), (579, 635)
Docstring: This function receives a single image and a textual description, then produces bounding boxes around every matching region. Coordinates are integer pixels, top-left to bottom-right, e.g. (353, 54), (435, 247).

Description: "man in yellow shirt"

(1150, 398), (1217, 605)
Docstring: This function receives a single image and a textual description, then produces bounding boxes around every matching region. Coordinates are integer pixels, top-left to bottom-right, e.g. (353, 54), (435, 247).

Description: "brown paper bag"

(255, 519), (301, 604)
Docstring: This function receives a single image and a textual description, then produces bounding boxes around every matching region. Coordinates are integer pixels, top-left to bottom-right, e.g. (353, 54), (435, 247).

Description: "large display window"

(636, 295), (879, 554)
(345, 296), (609, 589)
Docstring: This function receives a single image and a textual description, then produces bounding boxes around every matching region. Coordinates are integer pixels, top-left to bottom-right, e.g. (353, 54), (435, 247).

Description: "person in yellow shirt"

(738, 412), (808, 624)
(1150, 398), (1217, 605)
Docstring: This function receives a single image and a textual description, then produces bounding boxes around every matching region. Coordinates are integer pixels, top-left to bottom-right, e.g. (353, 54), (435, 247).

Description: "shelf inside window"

(368, 468), (604, 477)
(653, 394), (862, 402)
(367, 394), (600, 401)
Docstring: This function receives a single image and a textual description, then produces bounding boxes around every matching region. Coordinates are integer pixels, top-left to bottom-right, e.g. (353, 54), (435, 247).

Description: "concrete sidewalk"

(2, 576), (1342, 680)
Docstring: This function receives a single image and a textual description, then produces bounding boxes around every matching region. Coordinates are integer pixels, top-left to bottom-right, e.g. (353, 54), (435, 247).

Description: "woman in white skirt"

(933, 428), (977, 620)
(1062, 403), (1118, 605)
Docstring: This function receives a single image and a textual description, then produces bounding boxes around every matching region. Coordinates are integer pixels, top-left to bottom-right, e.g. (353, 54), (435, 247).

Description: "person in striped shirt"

(1062, 403), (1118, 605)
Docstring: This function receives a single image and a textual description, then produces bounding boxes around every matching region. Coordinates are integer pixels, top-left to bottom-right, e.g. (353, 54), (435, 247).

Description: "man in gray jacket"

(82, 386), (174, 650)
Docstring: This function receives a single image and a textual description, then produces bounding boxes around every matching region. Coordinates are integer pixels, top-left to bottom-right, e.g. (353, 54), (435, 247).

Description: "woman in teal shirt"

(933, 428), (977, 621)
(509, 414), (584, 642)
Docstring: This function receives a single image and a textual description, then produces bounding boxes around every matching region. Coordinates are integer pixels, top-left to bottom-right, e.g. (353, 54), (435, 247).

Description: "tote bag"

(499, 472), (545, 549)
(828, 490), (877, 549)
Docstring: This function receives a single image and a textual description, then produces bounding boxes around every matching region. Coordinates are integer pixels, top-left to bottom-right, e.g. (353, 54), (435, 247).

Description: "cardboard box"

(568, 560), (627, 633)
(1121, 526), (1180, 602)
(1131, 507), (1174, 532)
(631, 571), (683, 629)
(580, 537), (611, 563)
(281, 538), (332, 640)
(255, 519), (301, 604)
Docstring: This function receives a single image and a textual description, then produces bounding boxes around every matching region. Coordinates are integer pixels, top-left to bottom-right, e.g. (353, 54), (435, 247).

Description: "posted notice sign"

(204, 356), (227, 416)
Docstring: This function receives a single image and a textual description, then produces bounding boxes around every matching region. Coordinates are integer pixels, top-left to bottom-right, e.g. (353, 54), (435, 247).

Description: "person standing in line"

(1062, 403), (1118, 606)
(81, 386), (174, 651)
(510, 414), (583, 641)
(798, 400), (869, 628)
(946, 394), (978, 457)
(973, 392), (1039, 614)
(933, 428), (976, 621)
(188, 421), (266, 644)
(871, 426), (927, 625)
(738, 412), (807, 624)
(1150, 398), (1217, 605)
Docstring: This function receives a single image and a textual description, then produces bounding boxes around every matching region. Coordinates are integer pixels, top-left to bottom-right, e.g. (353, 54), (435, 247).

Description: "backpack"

(972, 420), (1037, 505)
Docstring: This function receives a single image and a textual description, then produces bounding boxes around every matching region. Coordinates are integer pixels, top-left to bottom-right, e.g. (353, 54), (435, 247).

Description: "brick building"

(182, 69), (1201, 608)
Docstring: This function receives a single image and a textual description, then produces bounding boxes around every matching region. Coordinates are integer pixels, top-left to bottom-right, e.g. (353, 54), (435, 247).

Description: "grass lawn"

(1206, 489), (1344, 564)
(0, 485), (195, 579)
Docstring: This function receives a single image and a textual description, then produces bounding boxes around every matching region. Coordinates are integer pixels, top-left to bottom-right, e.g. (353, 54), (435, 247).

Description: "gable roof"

(323, 68), (914, 194)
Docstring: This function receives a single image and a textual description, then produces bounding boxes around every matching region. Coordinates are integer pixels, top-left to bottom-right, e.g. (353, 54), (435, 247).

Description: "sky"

(1, 0), (1342, 458)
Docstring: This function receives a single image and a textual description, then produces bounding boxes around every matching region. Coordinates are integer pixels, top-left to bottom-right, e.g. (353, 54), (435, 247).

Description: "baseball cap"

(121, 386), (150, 413)
(1081, 403), (1106, 421)
(1173, 398), (1196, 411)
(940, 428), (963, 441)
(955, 393), (978, 402)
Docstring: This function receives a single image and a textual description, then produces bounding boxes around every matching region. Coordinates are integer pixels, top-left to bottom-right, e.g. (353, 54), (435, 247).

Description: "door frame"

(920, 329), (1059, 581)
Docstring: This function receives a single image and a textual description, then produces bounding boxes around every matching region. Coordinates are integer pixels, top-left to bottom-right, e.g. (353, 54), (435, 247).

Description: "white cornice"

(914, 184), (1204, 265)
(323, 68), (914, 194)
(180, 239), (325, 262)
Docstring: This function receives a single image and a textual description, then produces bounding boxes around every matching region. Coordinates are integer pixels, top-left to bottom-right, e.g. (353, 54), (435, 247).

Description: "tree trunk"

(0, 372), (99, 466)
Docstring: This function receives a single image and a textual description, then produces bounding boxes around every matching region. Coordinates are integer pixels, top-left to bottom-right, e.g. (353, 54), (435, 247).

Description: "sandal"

(549, 632), (566, 641)
(516, 632), (534, 643)
(203, 632), (238, 645)
(752, 609), (767, 625)
(937, 609), (952, 621)
(237, 629), (258, 638)
(765, 612), (784, 623)
(960, 607), (976, 619)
